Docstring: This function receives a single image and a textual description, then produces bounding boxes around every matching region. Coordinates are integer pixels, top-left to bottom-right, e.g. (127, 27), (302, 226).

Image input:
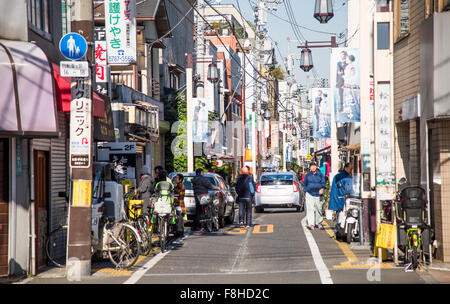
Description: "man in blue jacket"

(328, 163), (353, 236)
(303, 162), (326, 230)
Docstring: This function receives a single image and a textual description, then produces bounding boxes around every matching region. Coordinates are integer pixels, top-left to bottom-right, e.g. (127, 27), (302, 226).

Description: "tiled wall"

(430, 120), (450, 262)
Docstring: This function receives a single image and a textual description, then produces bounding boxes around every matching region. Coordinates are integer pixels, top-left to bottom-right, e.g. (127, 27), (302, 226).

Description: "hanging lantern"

(300, 48), (313, 72)
(314, 0), (334, 23)
(207, 63), (219, 83)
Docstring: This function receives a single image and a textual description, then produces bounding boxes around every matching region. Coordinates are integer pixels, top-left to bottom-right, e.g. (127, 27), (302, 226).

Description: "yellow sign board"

(306, 154), (312, 160)
(375, 223), (396, 249)
(72, 180), (92, 207)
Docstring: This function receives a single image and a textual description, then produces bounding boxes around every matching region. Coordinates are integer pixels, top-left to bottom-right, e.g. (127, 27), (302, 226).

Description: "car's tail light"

(293, 182), (299, 192)
(256, 183), (261, 193)
(218, 192), (222, 198)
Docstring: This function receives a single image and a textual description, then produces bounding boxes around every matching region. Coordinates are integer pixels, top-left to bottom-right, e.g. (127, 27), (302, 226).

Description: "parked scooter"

(336, 183), (363, 243)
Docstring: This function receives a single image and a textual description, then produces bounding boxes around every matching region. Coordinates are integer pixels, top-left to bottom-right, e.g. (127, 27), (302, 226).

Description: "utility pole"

(186, 54), (194, 172)
(66, 0), (94, 278)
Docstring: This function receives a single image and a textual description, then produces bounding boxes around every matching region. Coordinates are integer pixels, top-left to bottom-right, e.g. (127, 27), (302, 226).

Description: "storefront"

(0, 40), (60, 276)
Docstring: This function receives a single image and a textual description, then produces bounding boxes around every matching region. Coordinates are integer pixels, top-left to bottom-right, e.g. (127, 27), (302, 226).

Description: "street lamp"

(292, 127), (297, 137)
(263, 108), (271, 120)
(300, 47), (313, 72)
(207, 63), (219, 83)
(298, 37), (337, 72)
(314, 0), (334, 24)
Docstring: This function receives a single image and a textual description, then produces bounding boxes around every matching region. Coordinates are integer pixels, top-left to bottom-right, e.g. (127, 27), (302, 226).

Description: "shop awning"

(0, 40), (58, 137)
(52, 63), (105, 118)
(339, 144), (361, 151)
(314, 145), (331, 155)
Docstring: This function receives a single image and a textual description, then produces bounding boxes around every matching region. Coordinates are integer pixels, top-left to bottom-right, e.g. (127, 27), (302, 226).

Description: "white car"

(255, 172), (303, 213)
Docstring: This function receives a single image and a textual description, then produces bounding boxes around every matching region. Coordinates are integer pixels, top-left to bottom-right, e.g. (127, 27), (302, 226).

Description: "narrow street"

(23, 209), (436, 285)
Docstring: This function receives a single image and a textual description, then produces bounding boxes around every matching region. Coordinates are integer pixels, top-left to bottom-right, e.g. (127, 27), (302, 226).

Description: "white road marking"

(123, 231), (192, 284)
(301, 217), (333, 284)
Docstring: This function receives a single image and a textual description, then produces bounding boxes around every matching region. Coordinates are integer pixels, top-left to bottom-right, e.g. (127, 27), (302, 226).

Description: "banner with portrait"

(330, 48), (360, 123)
(192, 98), (209, 142)
(311, 88), (331, 138)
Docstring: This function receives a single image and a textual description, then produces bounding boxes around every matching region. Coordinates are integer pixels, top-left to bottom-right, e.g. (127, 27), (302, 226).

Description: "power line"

(184, 0), (269, 88)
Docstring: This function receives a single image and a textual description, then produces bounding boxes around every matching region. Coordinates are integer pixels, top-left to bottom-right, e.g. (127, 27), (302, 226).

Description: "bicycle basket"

(153, 198), (172, 215)
(128, 200), (144, 219)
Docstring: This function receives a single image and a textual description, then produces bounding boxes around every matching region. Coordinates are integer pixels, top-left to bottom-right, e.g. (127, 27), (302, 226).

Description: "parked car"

(172, 172), (236, 227)
(255, 172), (303, 213)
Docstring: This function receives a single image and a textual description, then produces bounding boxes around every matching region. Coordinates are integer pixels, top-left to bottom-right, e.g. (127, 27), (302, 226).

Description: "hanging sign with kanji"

(105, 0), (137, 65)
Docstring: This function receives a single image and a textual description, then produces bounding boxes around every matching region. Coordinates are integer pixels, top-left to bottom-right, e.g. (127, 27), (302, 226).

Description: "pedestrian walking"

(328, 163), (353, 237)
(173, 173), (186, 237)
(302, 162), (326, 230)
(236, 167), (255, 228)
(135, 166), (153, 211)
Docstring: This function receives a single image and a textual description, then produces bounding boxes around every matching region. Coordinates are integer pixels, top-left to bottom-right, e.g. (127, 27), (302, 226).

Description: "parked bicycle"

(123, 191), (152, 256)
(47, 193), (142, 269)
(395, 177), (431, 271)
(91, 195), (142, 269)
(46, 192), (69, 268)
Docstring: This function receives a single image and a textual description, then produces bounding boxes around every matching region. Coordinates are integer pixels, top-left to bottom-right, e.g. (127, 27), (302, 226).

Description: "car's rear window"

(260, 174), (294, 185)
(173, 176), (217, 190)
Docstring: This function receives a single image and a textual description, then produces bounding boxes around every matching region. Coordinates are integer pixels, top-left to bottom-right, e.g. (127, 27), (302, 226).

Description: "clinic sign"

(70, 78), (92, 168)
(105, 0), (137, 65)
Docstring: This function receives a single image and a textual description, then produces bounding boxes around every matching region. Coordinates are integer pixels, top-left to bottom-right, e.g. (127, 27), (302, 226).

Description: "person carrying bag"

(236, 167), (255, 228)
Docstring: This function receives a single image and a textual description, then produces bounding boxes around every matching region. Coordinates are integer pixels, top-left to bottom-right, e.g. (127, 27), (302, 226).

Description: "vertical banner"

(105, 0), (137, 65)
(193, 98), (209, 142)
(70, 77), (92, 168)
(94, 27), (108, 92)
(331, 48), (360, 123)
(376, 83), (392, 173)
(311, 88), (331, 138)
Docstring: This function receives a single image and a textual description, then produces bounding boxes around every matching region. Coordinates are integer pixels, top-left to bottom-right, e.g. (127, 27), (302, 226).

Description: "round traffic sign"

(59, 33), (88, 61)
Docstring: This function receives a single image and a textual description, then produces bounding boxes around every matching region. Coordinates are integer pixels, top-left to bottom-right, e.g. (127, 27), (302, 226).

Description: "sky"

(215, 0), (348, 88)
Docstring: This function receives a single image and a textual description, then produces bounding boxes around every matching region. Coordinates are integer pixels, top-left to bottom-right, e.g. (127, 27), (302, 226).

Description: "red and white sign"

(95, 40), (107, 83)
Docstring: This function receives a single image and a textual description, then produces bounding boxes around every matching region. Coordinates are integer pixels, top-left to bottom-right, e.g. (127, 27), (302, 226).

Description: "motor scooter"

(336, 183), (363, 243)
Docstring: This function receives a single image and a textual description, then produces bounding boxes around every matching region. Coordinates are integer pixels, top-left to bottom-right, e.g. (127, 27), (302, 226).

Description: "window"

(28, 0), (52, 38)
(377, 22), (390, 50)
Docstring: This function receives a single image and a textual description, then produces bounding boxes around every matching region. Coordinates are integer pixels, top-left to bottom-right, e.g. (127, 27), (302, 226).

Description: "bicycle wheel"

(159, 216), (168, 253)
(205, 206), (213, 232)
(412, 244), (419, 270)
(137, 217), (152, 256)
(46, 226), (68, 268)
(108, 223), (141, 269)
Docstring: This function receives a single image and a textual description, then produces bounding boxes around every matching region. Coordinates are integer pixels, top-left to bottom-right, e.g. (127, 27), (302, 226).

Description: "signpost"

(60, 61), (89, 77)
(60, 0), (94, 278)
(59, 33), (88, 61)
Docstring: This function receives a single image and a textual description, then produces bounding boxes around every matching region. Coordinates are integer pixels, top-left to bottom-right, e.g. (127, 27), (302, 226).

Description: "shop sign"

(105, 0), (137, 65)
(72, 180), (92, 207)
(70, 77), (92, 168)
(376, 172), (396, 200)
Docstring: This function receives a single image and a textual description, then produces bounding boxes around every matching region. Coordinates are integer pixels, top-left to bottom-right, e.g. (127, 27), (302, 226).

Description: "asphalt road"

(23, 208), (436, 285)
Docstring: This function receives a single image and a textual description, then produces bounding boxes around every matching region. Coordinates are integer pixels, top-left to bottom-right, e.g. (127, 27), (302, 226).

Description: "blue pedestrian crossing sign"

(59, 33), (88, 61)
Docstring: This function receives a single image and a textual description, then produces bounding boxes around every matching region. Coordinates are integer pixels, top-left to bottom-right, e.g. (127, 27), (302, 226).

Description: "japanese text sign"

(70, 77), (92, 168)
(105, 0), (137, 65)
